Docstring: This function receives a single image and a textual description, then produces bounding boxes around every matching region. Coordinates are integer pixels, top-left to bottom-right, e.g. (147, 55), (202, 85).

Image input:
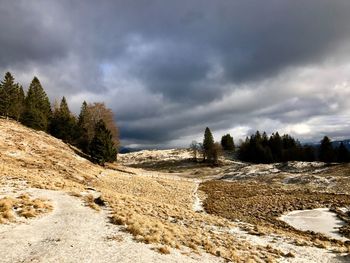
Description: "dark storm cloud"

(217, 1), (350, 82)
(0, 1), (69, 66)
(1, 0), (350, 146)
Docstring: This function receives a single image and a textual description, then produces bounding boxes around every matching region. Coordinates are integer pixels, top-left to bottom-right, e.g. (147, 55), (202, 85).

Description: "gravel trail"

(0, 188), (221, 263)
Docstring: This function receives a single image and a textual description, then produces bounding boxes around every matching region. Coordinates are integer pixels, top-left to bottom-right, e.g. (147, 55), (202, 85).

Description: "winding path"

(0, 189), (221, 263)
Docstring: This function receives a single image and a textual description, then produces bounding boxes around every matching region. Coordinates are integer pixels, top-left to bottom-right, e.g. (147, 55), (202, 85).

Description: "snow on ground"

(287, 162), (325, 169)
(220, 161), (337, 189)
(282, 174), (337, 186)
(193, 220), (350, 263)
(228, 224), (349, 263)
(119, 149), (192, 165)
(192, 181), (204, 212)
(280, 208), (348, 241)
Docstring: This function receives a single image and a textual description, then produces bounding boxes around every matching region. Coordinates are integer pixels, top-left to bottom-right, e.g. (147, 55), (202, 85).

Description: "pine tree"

(20, 77), (51, 131)
(336, 142), (350, 163)
(268, 132), (283, 162)
(75, 101), (90, 153)
(261, 132), (269, 147)
(49, 97), (77, 143)
(0, 72), (17, 118)
(11, 85), (25, 121)
(221, 134), (235, 151)
(319, 136), (334, 163)
(89, 119), (117, 165)
(78, 101), (88, 127)
(301, 145), (316, 162)
(203, 127), (214, 162)
(59, 96), (70, 117)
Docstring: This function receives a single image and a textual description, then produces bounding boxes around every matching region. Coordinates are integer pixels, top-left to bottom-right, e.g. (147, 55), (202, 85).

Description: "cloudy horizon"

(1, 0), (350, 148)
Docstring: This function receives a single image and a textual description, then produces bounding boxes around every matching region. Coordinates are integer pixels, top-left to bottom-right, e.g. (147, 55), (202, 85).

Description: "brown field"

(200, 180), (350, 242)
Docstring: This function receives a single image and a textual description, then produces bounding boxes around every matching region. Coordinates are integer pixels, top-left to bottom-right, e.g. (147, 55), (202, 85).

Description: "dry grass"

(156, 246), (171, 254)
(0, 197), (16, 223)
(105, 179), (271, 260)
(84, 194), (101, 211)
(0, 118), (282, 262)
(2, 119), (338, 262)
(106, 234), (124, 242)
(200, 180), (350, 245)
(0, 193), (52, 223)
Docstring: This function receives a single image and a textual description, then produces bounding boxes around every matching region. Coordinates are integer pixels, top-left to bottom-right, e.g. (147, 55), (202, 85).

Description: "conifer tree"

(268, 132), (282, 161)
(203, 127), (214, 161)
(78, 101), (88, 127)
(221, 134), (235, 151)
(49, 97), (77, 143)
(59, 96), (70, 117)
(302, 145), (316, 161)
(20, 77), (51, 131)
(336, 142), (350, 163)
(75, 101), (90, 153)
(319, 136), (334, 163)
(89, 119), (117, 165)
(0, 72), (17, 118)
(11, 85), (25, 121)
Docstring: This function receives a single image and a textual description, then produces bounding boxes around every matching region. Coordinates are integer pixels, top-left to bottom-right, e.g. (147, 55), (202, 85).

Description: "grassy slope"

(0, 119), (284, 262)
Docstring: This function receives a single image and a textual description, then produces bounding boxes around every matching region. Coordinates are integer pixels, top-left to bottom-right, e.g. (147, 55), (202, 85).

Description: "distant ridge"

(118, 147), (143, 154)
(306, 139), (350, 150)
(331, 139), (350, 150)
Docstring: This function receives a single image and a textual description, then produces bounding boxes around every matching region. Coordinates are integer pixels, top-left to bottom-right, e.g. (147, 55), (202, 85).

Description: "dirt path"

(192, 180), (204, 212)
(0, 188), (222, 263)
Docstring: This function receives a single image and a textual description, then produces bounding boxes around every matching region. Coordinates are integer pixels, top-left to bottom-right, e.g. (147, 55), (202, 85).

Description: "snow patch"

(280, 208), (348, 241)
(192, 182), (204, 212)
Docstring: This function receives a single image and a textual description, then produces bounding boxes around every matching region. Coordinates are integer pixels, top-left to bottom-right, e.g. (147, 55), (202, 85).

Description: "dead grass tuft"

(18, 207), (37, 218)
(0, 194), (52, 223)
(84, 194), (101, 211)
(284, 251), (295, 258)
(0, 197), (15, 212)
(68, 191), (82, 198)
(156, 246), (171, 255)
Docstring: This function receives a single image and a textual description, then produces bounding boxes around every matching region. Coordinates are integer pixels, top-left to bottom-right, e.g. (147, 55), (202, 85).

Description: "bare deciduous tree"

(211, 142), (222, 165)
(83, 102), (119, 148)
(189, 140), (199, 161)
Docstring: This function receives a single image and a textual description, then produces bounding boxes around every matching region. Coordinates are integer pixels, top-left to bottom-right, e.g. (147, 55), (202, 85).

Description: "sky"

(1, 0), (350, 148)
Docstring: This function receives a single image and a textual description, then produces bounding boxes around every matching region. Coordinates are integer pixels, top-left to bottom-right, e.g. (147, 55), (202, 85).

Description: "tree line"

(239, 132), (350, 164)
(0, 72), (118, 165)
(238, 131), (315, 163)
(191, 127), (350, 165)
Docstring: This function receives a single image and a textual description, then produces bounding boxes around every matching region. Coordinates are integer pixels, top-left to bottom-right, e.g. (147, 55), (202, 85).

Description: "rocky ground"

(0, 119), (350, 262)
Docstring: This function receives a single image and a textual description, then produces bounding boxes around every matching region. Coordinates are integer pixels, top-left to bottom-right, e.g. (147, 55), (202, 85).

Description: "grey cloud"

(0, 0), (350, 147)
(0, 1), (70, 67)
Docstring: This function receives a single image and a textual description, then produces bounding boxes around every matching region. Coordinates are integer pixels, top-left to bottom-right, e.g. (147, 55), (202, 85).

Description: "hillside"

(0, 119), (350, 262)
